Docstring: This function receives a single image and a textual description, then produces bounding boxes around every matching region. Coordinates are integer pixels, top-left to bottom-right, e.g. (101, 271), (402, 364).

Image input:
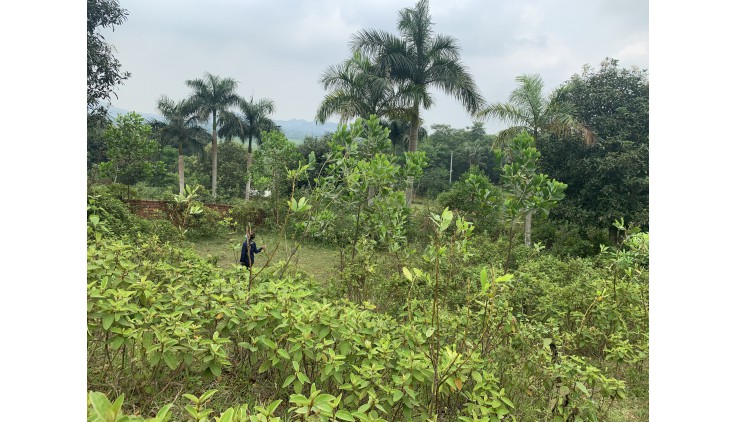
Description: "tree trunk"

(407, 112), (420, 153)
(524, 211), (533, 247)
(405, 110), (420, 205)
(211, 111), (218, 199)
(245, 148), (253, 201)
(178, 149), (185, 195)
(405, 176), (415, 207)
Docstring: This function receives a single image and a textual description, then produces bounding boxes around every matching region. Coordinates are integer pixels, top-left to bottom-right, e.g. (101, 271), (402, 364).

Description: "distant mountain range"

(106, 106), (339, 142)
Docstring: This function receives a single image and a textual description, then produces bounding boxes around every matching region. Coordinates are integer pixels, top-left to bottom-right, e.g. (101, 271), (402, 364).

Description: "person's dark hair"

(250, 232), (257, 240)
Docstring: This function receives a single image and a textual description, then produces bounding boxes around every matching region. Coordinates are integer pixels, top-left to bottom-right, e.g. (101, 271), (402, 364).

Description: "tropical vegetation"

(86, 1), (649, 421)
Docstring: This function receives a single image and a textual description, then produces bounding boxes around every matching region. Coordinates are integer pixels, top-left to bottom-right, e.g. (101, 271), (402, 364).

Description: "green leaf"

(217, 408), (234, 422)
(182, 394), (199, 404)
(315, 402), (333, 414)
(89, 392), (112, 420)
(480, 267), (489, 293)
(575, 382), (590, 396)
(199, 390), (218, 404)
(290, 394), (310, 406)
(155, 404), (173, 421)
(110, 336), (125, 350)
(282, 375), (296, 388)
(470, 371), (482, 384)
(102, 315), (114, 330)
(209, 363), (222, 377)
(260, 338), (276, 350)
(297, 371), (310, 384)
(495, 274), (513, 283)
(402, 267), (413, 282)
(266, 399), (282, 415)
(163, 352), (178, 370)
(335, 410), (355, 421)
(148, 351), (161, 367)
(184, 405), (198, 419)
(277, 348), (290, 360)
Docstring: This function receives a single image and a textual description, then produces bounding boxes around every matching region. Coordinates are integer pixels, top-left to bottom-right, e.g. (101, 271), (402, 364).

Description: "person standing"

(240, 232), (265, 269)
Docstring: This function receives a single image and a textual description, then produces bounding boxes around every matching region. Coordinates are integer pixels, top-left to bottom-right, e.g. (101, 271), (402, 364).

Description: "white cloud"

(616, 40), (649, 63)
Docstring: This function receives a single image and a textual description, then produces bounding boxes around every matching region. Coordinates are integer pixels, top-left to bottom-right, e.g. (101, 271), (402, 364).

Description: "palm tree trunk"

(407, 112), (420, 153)
(524, 211), (533, 247)
(245, 145), (253, 202)
(211, 110), (218, 199)
(178, 146), (185, 195)
(405, 111), (421, 205)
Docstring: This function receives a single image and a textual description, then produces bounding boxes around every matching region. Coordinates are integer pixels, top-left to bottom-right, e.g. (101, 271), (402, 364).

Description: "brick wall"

(126, 200), (232, 218)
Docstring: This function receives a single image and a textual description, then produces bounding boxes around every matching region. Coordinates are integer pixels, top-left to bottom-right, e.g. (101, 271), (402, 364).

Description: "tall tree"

(98, 112), (164, 198)
(219, 96), (279, 201)
(316, 51), (406, 125)
(351, 0), (484, 153)
(539, 58), (649, 231)
(351, 0), (484, 202)
(152, 96), (209, 194)
(87, 0), (130, 115)
(185, 73), (241, 199)
(477, 74), (594, 147)
(477, 74), (596, 244)
(499, 132), (567, 254)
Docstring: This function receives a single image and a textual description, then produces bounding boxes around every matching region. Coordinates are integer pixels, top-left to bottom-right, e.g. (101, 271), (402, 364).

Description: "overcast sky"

(102, 0), (648, 134)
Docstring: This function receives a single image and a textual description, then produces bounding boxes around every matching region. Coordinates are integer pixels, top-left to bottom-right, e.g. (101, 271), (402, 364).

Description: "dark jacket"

(240, 239), (263, 268)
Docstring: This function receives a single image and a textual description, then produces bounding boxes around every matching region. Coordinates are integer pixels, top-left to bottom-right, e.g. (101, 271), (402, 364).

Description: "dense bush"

(416, 166), (450, 198)
(227, 200), (270, 231)
(87, 189), (181, 242)
(87, 185), (234, 242)
(183, 206), (229, 239)
(88, 202), (646, 421)
(533, 218), (609, 258)
(436, 166), (505, 237)
(87, 105), (648, 421)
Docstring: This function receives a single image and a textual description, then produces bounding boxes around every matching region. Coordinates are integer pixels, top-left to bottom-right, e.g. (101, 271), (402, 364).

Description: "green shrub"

(533, 218), (604, 257)
(184, 206), (228, 240)
(228, 200), (270, 232)
(87, 189), (182, 242)
(132, 182), (177, 200)
(89, 182), (138, 201)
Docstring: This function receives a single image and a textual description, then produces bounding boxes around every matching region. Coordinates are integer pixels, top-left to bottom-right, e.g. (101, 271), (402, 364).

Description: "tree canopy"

(539, 58), (649, 230)
(87, 0), (130, 114)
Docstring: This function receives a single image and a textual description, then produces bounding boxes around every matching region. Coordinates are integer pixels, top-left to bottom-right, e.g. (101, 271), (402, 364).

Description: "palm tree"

(351, 0), (484, 203)
(152, 96), (209, 194)
(476, 74), (595, 147)
(185, 72), (241, 199)
(351, 0), (484, 153)
(477, 74), (594, 247)
(219, 96), (278, 201)
(316, 51), (408, 125)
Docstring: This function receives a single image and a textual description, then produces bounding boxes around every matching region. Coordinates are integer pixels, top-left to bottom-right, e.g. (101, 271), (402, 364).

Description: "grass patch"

(190, 231), (338, 281)
(605, 395), (649, 421)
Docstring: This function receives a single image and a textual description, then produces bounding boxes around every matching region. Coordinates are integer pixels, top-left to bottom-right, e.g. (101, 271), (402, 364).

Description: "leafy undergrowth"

(88, 231), (647, 421)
